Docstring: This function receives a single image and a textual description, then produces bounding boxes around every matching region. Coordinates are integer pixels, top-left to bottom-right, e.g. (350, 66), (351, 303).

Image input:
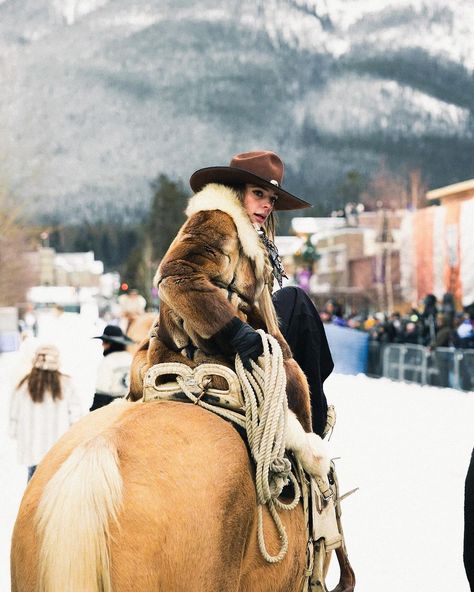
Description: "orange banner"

(414, 207), (435, 302)
(443, 201), (462, 303)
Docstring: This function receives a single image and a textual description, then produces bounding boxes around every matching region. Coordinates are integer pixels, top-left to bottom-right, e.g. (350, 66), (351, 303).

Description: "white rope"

(235, 331), (300, 563)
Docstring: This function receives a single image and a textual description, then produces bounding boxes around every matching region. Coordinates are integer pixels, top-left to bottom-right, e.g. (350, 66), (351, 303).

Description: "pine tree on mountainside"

(120, 174), (188, 300)
(148, 174), (188, 261)
(335, 170), (366, 210)
(121, 239), (153, 304)
(47, 223), (141, 271)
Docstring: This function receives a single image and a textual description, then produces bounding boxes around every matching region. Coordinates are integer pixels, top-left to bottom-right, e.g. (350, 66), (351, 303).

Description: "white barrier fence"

(382, 343), (474, 392)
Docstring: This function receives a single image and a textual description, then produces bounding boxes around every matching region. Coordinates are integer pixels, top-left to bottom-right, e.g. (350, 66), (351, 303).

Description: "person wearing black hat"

(90, 325), (135, 411)
(128, 150), (333, 440)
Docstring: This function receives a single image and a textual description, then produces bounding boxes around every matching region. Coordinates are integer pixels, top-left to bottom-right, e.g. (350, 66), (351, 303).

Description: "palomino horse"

(10, 397), (353, 592)
(12, 400), (307, 591)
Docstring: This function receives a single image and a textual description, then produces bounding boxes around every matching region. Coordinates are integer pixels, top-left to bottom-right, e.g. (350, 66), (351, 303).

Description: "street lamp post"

(375, 203), (395, 313)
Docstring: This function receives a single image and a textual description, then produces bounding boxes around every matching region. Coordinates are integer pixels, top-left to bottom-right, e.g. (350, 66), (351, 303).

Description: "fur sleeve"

(156, 210), (240, 339)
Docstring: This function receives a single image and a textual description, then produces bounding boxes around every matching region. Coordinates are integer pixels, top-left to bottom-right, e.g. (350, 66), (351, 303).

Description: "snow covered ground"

(0, 331), (472, 591)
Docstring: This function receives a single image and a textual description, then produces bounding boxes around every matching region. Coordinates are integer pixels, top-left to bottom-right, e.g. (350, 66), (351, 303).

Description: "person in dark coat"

(400, 321), (421, 344)
(441, 292), (456, 327)
(465, 448), (474, 591)
(421, 293), (438, 345)
(273, 287), (332, 436)
(429, 314), (455, 349)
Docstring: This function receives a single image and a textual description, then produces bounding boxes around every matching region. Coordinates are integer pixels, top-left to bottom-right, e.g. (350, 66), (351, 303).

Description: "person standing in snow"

(118, 289), (147, 333)
(89, 325), (134, 411)
(9, 344), (83, 482)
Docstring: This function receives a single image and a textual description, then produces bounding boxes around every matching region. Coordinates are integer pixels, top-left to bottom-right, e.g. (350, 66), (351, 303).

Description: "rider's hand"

(215, 317), (263, 370)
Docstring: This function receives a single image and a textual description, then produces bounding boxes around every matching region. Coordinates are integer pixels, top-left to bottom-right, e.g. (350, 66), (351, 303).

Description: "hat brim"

(189, 167), (312, 211)
(93, 335), (135, 345)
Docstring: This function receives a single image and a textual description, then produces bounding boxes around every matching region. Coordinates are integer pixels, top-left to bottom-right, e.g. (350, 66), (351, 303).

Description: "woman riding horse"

(129, 150), (332, 441)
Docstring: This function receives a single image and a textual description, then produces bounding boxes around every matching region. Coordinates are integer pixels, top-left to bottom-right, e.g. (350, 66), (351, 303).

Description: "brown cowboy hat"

(189, 150), (312, 211)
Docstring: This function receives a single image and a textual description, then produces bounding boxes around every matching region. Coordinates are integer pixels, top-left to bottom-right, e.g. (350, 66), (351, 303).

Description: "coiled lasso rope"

(234, 330), (301, 563)
(174, 330), (301, 563)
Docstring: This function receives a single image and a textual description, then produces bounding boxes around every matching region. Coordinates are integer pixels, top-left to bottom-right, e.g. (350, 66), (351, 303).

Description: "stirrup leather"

(300, 460), (356, 592)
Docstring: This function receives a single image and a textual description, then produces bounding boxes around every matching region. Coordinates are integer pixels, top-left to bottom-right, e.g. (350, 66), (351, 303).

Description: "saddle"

(142, 362), (355, 592)
(143, 362), (245, 410)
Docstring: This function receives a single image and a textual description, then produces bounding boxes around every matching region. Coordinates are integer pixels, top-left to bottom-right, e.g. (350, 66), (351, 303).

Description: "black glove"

(216, 317), (263, 370)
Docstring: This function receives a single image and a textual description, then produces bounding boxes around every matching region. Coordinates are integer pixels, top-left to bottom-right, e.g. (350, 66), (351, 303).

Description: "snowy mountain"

(1, 0), (473, 222)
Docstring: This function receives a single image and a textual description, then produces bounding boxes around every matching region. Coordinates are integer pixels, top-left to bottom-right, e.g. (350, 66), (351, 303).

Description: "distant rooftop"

(426, 179), (474, 200)
(291, 217), (346, 234)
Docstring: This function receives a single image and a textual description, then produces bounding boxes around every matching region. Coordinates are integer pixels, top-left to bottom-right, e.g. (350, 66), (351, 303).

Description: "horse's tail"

(36, 434), (122, 592)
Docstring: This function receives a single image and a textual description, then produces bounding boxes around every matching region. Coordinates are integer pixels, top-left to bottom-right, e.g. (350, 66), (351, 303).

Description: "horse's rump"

(11, 400), (307, 592)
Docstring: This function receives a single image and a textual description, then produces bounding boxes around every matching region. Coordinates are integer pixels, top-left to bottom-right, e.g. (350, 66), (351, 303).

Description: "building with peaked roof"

(426, 179), (474, 204)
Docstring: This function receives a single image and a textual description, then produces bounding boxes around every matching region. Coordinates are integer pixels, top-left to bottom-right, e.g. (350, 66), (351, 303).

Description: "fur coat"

(129, 183), (312, 430)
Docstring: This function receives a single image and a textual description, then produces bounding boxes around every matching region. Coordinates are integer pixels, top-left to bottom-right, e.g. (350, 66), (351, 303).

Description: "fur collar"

(185, 183), (265, 280)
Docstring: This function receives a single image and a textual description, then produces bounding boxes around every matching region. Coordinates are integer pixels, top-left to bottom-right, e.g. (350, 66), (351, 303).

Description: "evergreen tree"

(335, 170), (365, 209)
(148, 174), (188, 261)
(48, 222), (141, 271)
(41, 173), (189, 302)
(120, 174), (188, 301)
(121, 239), (153, 302)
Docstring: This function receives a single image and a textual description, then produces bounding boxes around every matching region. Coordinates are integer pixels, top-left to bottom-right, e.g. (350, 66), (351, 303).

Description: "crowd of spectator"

(319, 293), (474, 351)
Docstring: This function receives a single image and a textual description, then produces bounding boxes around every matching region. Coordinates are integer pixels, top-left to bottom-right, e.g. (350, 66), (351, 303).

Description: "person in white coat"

(90, 325), (134, 411)
(9, 344), (83, 481)
(118, 289), (147, 333)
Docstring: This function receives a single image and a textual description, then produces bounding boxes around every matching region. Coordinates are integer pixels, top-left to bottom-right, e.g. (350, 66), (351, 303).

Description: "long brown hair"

(18, 345), (65, 402)
(17, 369), (64, 403)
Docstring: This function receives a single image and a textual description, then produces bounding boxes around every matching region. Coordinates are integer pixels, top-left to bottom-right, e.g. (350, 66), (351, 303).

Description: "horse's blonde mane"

(35, 432), (123, 592)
